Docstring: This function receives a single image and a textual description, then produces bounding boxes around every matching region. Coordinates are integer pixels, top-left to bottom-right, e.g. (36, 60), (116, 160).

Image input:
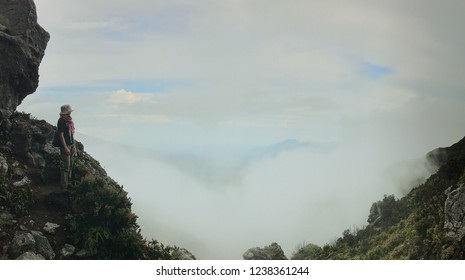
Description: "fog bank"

(80, 133), (435, 259)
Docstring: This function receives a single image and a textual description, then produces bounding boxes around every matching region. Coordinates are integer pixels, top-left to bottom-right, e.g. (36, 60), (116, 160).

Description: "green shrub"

(71, 157), (91, 184)
(291, 243), (323, 260)
(368, 195), (408, 228)
(67, 175), (174, 259)
(0, 176), (34, 215)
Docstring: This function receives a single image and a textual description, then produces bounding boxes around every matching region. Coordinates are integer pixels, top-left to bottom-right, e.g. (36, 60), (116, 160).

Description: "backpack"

(52, 130), (61, 147)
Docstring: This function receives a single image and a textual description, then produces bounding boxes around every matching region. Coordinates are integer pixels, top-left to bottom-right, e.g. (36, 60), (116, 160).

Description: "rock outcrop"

(170, 247), (196, 260)
(0, 0), (49, 120)
(444, 184), (465, 241)
(7, 230), (55, 259)
(243, 242), (287, 260)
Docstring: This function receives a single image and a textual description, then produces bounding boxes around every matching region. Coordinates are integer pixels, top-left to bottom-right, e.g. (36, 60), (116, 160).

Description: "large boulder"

(0, 0), (49, 120)
(169, 247), (196, 260)
(31, 231), (55, 259)
(243, 242), (287, 260)
(7, 232), (36, 258)
(7, 231), (55, 259)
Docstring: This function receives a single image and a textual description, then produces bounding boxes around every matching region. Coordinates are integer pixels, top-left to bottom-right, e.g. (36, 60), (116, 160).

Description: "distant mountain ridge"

(249, 139), (320, 159)
(79, 136), (322, 187)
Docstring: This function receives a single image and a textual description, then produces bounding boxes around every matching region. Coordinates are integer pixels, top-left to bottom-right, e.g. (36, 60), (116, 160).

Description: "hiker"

(57, 104), (76, 190)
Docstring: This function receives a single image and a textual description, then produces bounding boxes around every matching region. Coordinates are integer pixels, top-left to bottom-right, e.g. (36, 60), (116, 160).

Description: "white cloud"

(110, 89), (147, 104)
(34, 0), (465, 121)
(27, 0), (465, 172)
(64, 18), (130, 32)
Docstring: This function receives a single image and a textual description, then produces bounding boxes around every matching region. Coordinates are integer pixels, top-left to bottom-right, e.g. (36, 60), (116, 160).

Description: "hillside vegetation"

(292, 137), (465, 259)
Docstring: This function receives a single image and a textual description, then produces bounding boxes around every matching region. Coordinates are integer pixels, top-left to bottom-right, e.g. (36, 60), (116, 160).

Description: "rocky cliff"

(0, 0), (49, 120)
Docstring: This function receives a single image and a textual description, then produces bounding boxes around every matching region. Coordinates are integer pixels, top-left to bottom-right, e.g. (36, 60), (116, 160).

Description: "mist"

(78, 129), (436, 259)
(19, 88), (464, 260)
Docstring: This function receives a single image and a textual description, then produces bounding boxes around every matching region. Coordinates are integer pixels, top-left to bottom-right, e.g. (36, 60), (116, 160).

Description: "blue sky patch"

(361, 62), (394, 80)
(39, 79), (190, 96)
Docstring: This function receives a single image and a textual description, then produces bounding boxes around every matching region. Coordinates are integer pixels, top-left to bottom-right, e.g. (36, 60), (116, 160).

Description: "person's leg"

(68, 145), (76, 187)
(60, 150), (70, 190)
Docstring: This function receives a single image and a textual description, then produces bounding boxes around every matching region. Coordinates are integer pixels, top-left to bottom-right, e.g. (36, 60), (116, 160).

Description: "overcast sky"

(19, 0), (465, 259)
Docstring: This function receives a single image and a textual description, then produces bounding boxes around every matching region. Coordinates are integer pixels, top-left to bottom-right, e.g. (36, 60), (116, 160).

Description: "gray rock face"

(12, 176), (31, 187)
(43, 222), (60, 234)
(7, 232), (36, 259)
(170, 247), (196, 260)
(243, 242), (288, 260)
(368, 201), (382, 225)
(0, 0), (49, 120)
(61, 244), (76, 258)
(16, 251), (45, 260)
(31, 231), (55, 259)
(444, 184), (465, 241)
(7, 113), (60, 184)
(7, 231), (56, 259)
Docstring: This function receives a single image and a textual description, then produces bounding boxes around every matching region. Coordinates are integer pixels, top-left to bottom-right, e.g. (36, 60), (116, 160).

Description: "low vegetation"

(292, 155), (465, 260)
(0, 176), (34, 215)
(66, 175), (176, 259)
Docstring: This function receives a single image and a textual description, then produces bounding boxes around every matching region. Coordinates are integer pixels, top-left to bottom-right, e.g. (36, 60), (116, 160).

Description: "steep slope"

(0, 112), (193, 259)
(292, 136), (465, 260)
